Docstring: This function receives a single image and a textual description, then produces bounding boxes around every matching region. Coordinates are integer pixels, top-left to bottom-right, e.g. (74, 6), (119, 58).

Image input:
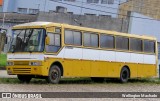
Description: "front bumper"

(6, 66), (43, 76)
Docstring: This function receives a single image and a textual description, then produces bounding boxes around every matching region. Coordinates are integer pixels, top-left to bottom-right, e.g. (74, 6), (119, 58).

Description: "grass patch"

(0, 78), (20, 84)
(0, 54), (6, 67)
(129, 78), (160, 84)
(0, 78), (93, 84)
(0, 78), (160, 84)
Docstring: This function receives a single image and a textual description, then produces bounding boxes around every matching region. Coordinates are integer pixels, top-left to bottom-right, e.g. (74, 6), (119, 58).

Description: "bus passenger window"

(84, 33), (98, 47)
(65, 30), (82, 46)
(45, 33), (61, 53)
(130, 38), (142, 52)
(144, 40), (155, 53)
(116, 36), (129, 50)
(100, 34), (114, 49)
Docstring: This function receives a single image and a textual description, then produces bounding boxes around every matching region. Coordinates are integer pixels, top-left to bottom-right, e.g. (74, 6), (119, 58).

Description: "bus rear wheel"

(46, 65), (61, 84)
(17, 75), (32, 83)
(120, 67), (130, 83)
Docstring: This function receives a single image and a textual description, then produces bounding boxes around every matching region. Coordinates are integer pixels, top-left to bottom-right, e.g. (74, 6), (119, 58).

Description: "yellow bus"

(6, 22), (158, 83)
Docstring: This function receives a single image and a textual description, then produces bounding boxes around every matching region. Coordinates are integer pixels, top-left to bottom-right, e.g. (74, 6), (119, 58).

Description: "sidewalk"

(0, 70), (16, 78)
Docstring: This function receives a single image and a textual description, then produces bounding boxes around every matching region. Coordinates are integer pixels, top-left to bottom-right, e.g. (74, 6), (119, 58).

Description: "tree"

(0, 32), (6, 53)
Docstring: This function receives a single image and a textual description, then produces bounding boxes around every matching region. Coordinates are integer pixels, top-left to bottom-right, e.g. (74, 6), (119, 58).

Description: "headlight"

(29, 62), (42, 66)
(7, 62), (14, 66)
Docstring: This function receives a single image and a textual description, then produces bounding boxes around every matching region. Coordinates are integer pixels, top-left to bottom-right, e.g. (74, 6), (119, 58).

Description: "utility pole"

(80, 0), (83, 15)
(36, 4), (40, 13)
(44, 0), (47, 12)
(0, 31), (6, 53)
(2, 13), (5, 28)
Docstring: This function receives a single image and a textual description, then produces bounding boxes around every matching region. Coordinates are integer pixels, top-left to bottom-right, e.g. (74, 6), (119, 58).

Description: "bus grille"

(14, 61), (29, 65)
(13, 68), (31, 74)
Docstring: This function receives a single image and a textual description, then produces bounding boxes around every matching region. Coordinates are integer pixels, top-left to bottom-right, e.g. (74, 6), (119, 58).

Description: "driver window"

(46, 33), (61, 53)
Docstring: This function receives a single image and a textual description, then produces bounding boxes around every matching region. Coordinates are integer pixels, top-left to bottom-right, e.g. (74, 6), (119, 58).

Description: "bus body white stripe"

(7, 47), (156, 65)
(130, 53), (143, 64)
(7, 54), (44, 60)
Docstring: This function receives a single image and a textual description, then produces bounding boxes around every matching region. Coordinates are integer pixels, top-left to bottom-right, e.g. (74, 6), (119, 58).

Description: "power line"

(50, 0), (160, 21)
(61, 0), (160, 17)
(73, 0), (120, 10)
(87, 0), (160, 16)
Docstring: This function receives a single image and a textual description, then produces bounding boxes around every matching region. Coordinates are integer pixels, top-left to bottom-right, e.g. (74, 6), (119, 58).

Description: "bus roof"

(12, 21), (156, 40)
(12, 22), (53, 29)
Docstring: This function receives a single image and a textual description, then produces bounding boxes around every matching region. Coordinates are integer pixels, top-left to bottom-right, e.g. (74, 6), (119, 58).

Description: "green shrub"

(0, 54), (6, 67)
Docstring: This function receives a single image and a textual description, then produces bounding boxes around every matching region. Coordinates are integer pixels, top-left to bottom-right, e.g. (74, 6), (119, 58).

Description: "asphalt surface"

(0, 83), (160, 101)
(0, 70), (160, 101)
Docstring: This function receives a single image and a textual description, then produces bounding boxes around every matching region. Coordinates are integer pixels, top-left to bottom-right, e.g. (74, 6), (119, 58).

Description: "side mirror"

(45, 36), (50, 45)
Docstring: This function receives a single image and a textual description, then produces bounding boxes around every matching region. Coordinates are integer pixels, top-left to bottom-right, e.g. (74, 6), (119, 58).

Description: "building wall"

(37, 12), (128, 33)
(0, 11), (128, 53)
(3, 0), (16, 12)
(3, 0), (126, 17)
(119, 0), (160, 20)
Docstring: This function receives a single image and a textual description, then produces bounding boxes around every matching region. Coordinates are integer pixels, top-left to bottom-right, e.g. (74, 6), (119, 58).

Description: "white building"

(3, 0), (126, 17)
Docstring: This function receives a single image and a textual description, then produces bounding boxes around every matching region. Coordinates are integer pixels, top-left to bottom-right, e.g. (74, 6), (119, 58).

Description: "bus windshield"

(9, 29), (45, 53)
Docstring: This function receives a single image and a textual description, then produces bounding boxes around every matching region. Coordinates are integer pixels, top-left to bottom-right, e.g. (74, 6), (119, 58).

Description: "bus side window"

(45, 33), (61, 53)
(143, 40), (155, 53)
(84, 33), (98, 47)
(130, 38), (142, 52)
(64, 30), (82, 46)
(116, 36), (129, 50)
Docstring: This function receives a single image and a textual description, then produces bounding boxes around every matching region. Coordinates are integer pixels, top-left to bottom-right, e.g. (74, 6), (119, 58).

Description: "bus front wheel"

(17, 75), (32, 83)
(46, 65), (61, 84)
(120, 67), (130, 83)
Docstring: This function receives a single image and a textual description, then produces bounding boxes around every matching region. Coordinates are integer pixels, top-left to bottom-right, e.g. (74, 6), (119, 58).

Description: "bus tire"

(17, 75), (32, 83)
(91, 77), (104, 82)
(120, 67), (130, 83)
(46, 65), (61, 84)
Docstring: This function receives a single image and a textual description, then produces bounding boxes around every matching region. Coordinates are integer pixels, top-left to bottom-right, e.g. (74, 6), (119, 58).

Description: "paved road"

(0, 70), (160, 101)
(0, 82), (160, 101)
(0, 84), (159, 101)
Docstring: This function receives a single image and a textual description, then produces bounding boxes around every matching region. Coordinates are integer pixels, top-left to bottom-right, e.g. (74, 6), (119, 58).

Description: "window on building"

(101, 0), (114, 4)
(29, 9), (39, 14)
(49, 10), (55, 13)
(87, 0), (99, 3)
(100, 34), (114, 49)
(144, 40), (155, 53)
(130, 38), (142, 52)
(64, 0), (75, 2)
(85, 13), (96, 16)
(67, 12), (73, 14)
(84, 33), (98, 47)
(108, 0), (114, 4)
(116, 36), (129, 50)
(65, 30), (82, 45)
(18, 8), (27, 14)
